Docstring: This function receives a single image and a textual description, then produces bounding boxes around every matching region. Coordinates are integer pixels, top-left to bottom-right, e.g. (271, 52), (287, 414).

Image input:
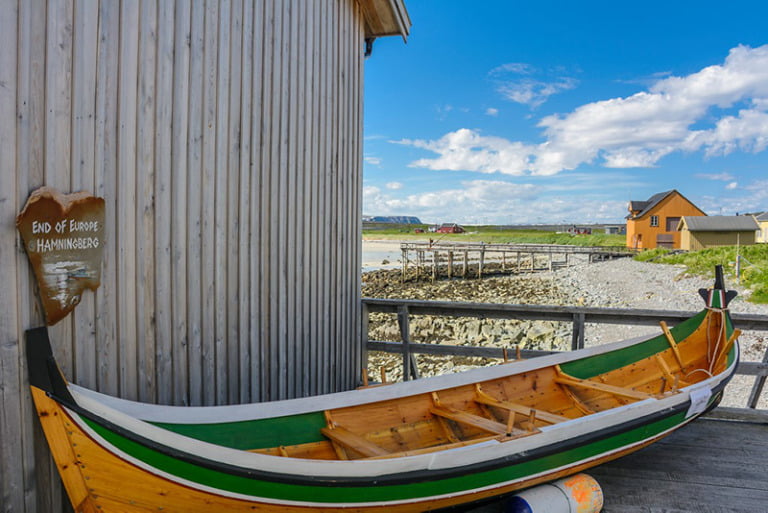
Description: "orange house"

(626, 190), (706, 249)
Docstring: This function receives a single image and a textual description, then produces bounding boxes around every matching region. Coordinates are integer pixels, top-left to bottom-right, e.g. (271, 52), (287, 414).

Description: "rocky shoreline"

(363, 258), (768, 408)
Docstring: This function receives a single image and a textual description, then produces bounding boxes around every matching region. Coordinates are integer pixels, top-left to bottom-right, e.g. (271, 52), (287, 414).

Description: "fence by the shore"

(362, 298), (768, 412)
(399, 242), (638, 281)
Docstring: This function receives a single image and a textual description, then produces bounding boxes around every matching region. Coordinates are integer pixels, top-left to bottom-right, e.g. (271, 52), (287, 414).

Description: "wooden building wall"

(681, 230), (757, 251)
(0, 1), (370, 510)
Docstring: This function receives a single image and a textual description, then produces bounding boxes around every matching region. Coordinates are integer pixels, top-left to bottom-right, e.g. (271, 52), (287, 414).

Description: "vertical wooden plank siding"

(238, 0), (254, 404)
(117, 0), (140, 401)
(0, 2), (21, 510)
(154, 0), (175, 406)
(15, 2), (48, 511)
(226, 0), (243, 403)
(214, 0), (231, 404)
(171, 0), (191, 406)
(248, 0), (265, 401)
(187, 0), (205, 407)
(71, 0), (98, 392)
(0, 0), (371, 510)
(136, 0), (158, 404)
(201, 0), (219, 406)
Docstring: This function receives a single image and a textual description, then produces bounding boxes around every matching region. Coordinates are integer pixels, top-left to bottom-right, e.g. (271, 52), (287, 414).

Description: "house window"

(650, 215), (659, 227)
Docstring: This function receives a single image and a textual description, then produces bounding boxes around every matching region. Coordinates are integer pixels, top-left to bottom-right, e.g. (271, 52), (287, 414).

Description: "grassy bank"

(363, 224), (625, 247)
(635, 245), (768, 303)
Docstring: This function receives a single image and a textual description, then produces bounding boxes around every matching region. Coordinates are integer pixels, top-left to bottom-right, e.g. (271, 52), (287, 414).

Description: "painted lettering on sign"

(16, 187), (105, 325)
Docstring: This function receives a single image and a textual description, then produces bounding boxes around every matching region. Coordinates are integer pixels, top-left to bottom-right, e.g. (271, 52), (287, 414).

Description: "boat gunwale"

(67, 310), (711, 424)
(57, 366), (735, 489)
(55, 339), (738, 485)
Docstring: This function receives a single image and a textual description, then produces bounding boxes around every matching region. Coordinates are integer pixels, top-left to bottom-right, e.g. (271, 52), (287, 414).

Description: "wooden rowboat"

(28, 268), (740, 512)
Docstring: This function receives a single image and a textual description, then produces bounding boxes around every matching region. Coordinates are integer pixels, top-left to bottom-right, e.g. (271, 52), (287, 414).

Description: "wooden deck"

(456, 412), (768, 512)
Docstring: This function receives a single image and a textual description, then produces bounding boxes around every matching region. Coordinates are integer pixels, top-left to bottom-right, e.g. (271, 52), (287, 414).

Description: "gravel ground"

(516, 258), (768, 409)
(364, 257), (768, 409)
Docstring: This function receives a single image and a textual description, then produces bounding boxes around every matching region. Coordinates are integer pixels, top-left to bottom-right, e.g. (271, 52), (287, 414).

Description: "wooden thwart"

(659, 321), (687, 372)
(430, 406), (515, 436)
(474, 385), (569, 425)
(713, 329), (741, 372)
(320, 426), (390, 458)
(555, 374), (652, 401)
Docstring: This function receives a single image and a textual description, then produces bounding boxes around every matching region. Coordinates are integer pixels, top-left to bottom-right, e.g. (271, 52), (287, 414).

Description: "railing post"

(361, 301), (370, 384)
(571, 312), (585, 350)
(397, 305), (419, 381)
(747, 345), (768, 408)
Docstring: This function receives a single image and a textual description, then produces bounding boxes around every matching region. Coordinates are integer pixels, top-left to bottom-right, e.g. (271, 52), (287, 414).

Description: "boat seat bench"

(429, 406), (531, 437)
(320, 426), (390, 458)
(474, 388), (570, 425)
(554, 375), (652, 401)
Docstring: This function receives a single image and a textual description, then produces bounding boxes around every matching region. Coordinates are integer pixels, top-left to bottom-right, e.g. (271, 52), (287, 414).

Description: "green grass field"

(363, 224), (626, 247)
(634, 245), (768, 303)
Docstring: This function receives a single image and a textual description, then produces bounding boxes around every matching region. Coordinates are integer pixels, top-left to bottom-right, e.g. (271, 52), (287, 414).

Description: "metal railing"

(362, 298), (768, 410)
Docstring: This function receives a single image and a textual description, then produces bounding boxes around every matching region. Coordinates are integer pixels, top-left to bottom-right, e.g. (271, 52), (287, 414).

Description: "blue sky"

(362, 1), (768, 225)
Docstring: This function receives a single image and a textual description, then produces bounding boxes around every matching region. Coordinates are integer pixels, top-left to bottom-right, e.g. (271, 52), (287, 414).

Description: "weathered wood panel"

(468, 418), (768, 512)
(0, 0), (378, 510)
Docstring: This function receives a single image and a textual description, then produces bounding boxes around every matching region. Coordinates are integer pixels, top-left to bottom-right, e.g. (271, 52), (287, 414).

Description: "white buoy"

(505, 473), (603, 513)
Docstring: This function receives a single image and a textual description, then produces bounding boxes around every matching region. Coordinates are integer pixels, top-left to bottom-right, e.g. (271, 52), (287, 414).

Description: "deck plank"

(456, 417), (768, 512)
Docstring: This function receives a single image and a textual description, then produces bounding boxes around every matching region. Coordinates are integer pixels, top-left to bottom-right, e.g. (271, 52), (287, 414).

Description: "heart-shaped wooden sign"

(16, 187), (105, 325)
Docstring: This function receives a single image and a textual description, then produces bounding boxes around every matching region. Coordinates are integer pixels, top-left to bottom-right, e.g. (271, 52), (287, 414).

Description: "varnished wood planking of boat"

(27, 266), (740, 512)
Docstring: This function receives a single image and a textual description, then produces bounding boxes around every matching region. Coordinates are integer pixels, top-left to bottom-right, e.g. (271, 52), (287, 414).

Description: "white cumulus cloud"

(398, 45), (768, 177)
(696, 172), (735, 181)
(363, 178), (629, 225)
(385, 182), (403, 190)
(490, 63), (578, 108)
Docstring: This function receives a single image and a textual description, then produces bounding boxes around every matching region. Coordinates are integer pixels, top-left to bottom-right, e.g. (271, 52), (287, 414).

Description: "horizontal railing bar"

(736, 361), (768, 377)
(362, 298), (768, 331)
(367, 341), (768, 379)
(367, 340), (555, 359)
(703, 407), (768, 423)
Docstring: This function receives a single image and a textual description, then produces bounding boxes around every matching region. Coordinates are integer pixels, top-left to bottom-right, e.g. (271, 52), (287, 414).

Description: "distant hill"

(364, 216), (422, 224)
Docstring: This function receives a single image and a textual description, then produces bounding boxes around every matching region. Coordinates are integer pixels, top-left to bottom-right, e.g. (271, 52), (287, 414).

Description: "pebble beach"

(362, 247), (768, 409)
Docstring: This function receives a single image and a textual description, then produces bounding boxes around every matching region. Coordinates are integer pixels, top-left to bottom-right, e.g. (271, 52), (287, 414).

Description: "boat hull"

(32, 384), (726, 512)
(27, 275), (740, 512)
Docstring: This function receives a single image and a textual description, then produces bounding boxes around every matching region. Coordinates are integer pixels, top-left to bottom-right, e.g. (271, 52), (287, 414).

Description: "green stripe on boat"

(81, 411), (690, 504)
(151, 412), (327, 450)
(561, 310), (708, 379)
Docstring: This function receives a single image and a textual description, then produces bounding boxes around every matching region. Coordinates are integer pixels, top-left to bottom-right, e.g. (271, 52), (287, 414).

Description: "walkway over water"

(399, 242), (637, 280)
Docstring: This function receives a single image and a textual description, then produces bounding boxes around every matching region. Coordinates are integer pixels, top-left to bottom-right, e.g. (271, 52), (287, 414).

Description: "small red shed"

(436, 223), (465, 234)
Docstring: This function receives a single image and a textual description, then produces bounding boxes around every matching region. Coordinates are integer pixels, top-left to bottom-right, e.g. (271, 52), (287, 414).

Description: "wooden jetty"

(400, 242), (638, 281)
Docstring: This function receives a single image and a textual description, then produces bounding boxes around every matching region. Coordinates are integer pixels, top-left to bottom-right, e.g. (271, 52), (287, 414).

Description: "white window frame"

(650, 215), (659, 227)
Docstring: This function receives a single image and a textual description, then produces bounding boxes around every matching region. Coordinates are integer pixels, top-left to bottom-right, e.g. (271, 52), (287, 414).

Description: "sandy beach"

(361, 239), (410, 271)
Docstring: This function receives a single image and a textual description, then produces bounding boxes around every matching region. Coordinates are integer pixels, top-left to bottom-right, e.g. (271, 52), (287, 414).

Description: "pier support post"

(401, 248), (408, 282)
